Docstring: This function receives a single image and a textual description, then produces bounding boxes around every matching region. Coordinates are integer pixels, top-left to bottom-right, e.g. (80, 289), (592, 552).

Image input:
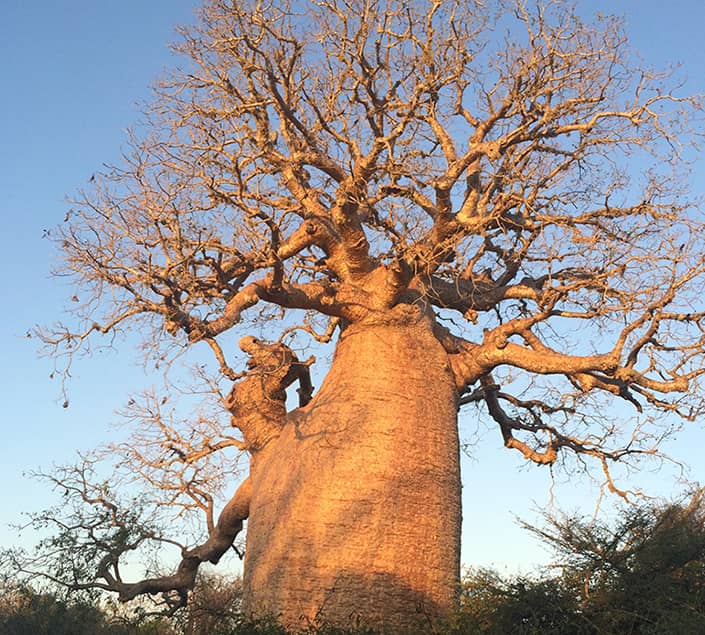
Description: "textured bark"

(241, 312), (462, 631)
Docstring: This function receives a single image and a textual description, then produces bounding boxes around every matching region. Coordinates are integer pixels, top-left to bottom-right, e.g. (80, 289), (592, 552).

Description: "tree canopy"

(48, 0), (705, 476)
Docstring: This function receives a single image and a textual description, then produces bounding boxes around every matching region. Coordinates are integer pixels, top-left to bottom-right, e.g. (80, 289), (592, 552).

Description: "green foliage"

(448, 488), (705, 634)
(0, 585), (126, 635)
(456, 568), (591, 635)
(522, 488), (705, 634)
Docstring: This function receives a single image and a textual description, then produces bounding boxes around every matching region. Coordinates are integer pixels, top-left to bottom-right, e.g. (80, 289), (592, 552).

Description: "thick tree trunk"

(241, 314), (462, 631)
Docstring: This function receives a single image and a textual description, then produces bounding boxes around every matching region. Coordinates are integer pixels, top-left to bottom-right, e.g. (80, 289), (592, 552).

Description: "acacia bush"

(455, 488), (705, 634)
(523, 488), (705, 634)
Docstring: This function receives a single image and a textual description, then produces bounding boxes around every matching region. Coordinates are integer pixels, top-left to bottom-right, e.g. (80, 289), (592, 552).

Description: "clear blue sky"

(1, 0), (705, 579)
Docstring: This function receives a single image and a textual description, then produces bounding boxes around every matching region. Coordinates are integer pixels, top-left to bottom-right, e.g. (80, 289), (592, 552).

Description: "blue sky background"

(1, 0), (705, 581)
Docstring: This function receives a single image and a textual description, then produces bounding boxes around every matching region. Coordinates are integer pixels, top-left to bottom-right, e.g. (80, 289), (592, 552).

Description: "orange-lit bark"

(242, 311), (461, 630)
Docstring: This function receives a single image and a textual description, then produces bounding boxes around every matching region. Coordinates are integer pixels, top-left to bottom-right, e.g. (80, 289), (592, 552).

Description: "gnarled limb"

(480, 376), (558, 466)
(444, 293), (705, 495)
(471, 374), (664, 500)
(108, 338), (315, 609)
(225, 336), (313, 452)
(111, 477), (252, 611)
(1, 458), (252, 616)
(446, 306), (704, 403)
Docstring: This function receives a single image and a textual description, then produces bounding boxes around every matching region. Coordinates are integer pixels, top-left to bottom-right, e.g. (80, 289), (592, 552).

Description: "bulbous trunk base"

(241, 315), (462, 631)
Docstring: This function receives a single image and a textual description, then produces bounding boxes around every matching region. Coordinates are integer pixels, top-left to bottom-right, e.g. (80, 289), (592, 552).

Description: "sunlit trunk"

(241, 315), (462, 631)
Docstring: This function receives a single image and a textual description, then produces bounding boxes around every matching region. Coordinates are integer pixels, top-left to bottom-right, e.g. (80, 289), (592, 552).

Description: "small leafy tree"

(524, 488), (705, 633)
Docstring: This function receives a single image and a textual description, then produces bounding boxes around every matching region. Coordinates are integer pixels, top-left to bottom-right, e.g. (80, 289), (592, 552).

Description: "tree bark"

(241, 313), (462, 631)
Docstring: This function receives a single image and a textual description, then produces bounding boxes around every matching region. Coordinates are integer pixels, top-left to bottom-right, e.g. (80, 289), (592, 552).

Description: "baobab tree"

(12, 0), (705, 630)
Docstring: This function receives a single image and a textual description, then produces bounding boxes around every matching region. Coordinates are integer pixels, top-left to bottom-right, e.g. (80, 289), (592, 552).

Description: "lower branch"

(111, 478), (252, 610)
(481, 376), (558, 465)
